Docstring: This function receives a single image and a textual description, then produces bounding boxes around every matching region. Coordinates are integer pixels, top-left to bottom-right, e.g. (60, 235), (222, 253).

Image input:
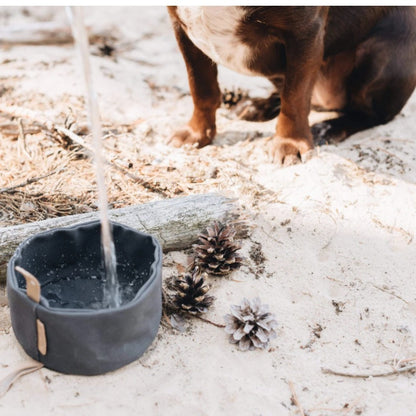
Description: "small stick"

(54, 125), (93, 153)
(0, 104), (91, 152)
(0, 168), (65, 194)
(110, 159), (169, 197)
(397, 356), (416, 365)
(309, 395), (363, 415)
(0, 104), (55, 131)
(321, 364), (416, 378)
(194, 315), (225, 328)
(370, 283), (408, 304)
(17, 118), (32, 160)
(0, 360), (44, 398)
(1, 128), (41, 136)
(377, 146), (403, 160)
(288, 380), (306, 416)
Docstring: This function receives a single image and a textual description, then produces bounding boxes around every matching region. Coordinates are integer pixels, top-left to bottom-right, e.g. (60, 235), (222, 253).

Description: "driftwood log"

(0, 194), (244, 283)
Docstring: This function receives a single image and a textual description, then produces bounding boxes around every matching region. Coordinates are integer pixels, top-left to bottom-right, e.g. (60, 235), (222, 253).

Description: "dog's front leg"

(271, 10), (327, 165)
(168, 7), (221, 147)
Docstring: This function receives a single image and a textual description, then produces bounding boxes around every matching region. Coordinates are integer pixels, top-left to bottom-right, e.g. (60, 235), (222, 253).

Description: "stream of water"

(67, 6), (120, 308)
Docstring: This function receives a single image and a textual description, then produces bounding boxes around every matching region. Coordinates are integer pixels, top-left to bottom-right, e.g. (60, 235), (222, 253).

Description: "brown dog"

(168, 6), (416, 165)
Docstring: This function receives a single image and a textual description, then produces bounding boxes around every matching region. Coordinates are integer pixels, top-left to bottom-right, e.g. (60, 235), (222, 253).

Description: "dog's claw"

(270, 136), (313, 167)
(168, 126), (214, 148)
(283, 154), (300, 167)
(301, 148), (317, 163)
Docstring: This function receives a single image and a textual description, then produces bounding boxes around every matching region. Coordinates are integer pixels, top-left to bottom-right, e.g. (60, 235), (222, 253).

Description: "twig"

(309, 395), (363, 415)
(0, 122), (40, 136)
(0, 104), (54, 130)
(0, 104), (92, 152)
(17, 118), (32, 159)
(55, 125), (94, 153)
(370, 283), (409, 304)
(110, 159), (169, 197)
(194, 315), (225, 328)
(0, 168), (65, 194)
(325, 275), (350, 286)
(397, 356), (416, 365)
(377, 146), (403, 160)
(288, 380), (306, 416)
(372, 217), (413, 244)
(321, 364), (416, 378)
(0, 360), (44, 398)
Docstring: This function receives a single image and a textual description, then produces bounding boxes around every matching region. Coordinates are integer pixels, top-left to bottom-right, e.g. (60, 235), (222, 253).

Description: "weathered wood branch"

(321, 365), (416, 378)
(0, 194), (246, 282)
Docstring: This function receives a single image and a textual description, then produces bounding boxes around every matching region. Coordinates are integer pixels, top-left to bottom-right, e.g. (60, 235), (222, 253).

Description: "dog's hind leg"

(312, 113), (379, 145)
(312, 8), (416, 145)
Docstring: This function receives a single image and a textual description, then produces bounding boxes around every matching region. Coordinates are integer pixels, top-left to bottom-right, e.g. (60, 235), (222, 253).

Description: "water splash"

(67, 6), (120, 308)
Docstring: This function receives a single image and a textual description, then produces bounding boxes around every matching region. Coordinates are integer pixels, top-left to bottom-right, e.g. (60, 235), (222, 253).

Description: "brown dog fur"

(168, 6), (416, 165)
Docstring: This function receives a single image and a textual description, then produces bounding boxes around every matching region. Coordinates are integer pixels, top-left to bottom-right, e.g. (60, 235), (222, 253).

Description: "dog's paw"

(270, 136), (314, 166)
(311, 120), (348, 146)
(234, 93), (281, 122)
(168, 125), (215, 148)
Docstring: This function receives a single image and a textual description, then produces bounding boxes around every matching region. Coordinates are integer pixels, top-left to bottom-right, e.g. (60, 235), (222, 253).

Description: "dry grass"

(0, 110), (189, 227)
(0, 92), (272, 228)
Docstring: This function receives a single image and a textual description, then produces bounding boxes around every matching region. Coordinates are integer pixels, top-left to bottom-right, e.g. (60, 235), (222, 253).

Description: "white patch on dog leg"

(177, 6), (257, 76)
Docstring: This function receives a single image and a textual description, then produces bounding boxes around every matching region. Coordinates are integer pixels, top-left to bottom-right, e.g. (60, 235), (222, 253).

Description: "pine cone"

(222, 88), (247, 108)
(172, 268), (214, 315)
(192, 222), (243, 276)
(224, 298), (278, 351)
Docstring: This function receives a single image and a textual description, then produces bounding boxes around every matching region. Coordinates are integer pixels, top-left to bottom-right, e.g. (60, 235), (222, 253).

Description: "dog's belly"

(176, 6), (258, 76)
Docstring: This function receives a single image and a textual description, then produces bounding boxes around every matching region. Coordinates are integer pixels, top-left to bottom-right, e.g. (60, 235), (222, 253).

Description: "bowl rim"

(7, 220), (162, 316)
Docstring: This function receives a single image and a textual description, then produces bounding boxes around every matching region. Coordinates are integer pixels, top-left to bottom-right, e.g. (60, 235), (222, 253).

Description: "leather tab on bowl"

(15, 266), (41, 303)
(36, 319), (47, 356)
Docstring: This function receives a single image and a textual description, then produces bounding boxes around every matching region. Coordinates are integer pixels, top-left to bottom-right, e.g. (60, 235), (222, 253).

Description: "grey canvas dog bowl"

(7, 220), (162, 375)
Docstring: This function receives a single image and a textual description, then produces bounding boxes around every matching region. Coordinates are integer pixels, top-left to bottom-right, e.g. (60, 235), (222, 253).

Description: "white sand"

(1, 7), (416, 416)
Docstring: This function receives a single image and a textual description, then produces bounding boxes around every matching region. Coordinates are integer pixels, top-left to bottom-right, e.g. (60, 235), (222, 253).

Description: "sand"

(0, 6), (415, 416)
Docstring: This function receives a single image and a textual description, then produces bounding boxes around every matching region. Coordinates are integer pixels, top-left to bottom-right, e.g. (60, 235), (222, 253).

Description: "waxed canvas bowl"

(7, 220), (162, 375)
